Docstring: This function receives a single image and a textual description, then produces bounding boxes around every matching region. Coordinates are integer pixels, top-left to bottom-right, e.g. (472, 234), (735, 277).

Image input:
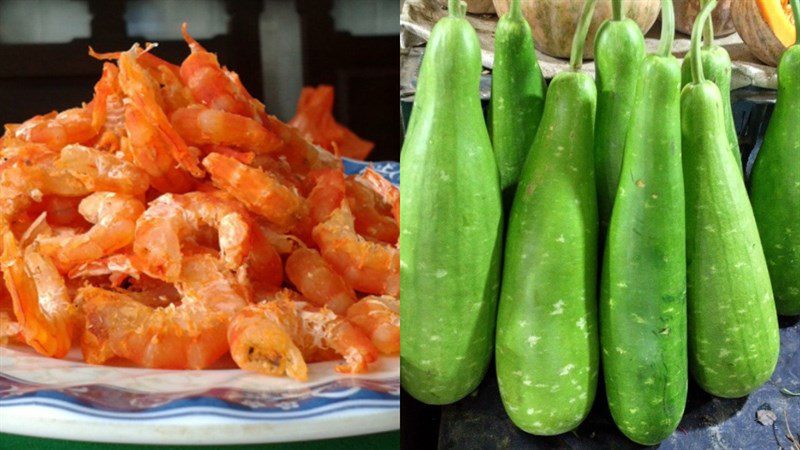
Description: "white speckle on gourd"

(558, 364), (575, 376)
(550, 300), (565, 315)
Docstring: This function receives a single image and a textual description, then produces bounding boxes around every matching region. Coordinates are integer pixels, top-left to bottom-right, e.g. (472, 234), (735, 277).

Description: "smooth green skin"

(593, 18), (645, 234)
(681, 81), (779, 398)
(681, 46), (742, 173)
(496, 72), (599, 435)
(489, 6), (546, 202)
(400, 9), (503, 405)
(601, 55), (687, 445)
(750, 45), (800, 316)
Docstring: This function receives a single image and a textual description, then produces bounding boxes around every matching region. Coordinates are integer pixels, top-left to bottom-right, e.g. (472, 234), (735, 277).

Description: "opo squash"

(750, 0), (800, 316)
(682, 0), (779, 398)
(496, 0), (599, 435)
(401, 0), (504, 405)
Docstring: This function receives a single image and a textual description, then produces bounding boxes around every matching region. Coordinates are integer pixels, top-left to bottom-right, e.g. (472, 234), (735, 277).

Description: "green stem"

(658, 0), (675, 57)
(701, 0), (715, 48)
(791, 0), (800, 45)
(690, 0), (716, 83)
(509, 0), (522, 18)
(448, 0), (466, 18)
(570, 0), (599, 70)
(612, 0), (623, 21)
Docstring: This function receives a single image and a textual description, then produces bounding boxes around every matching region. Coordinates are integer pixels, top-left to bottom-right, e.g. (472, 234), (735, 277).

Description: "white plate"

(0, 158), (400, 445)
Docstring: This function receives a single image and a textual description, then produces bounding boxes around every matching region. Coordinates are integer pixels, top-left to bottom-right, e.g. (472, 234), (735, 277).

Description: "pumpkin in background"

(437, 0), (495, 14)
(492, 0), (660, 59)
(674, 0), (736, 36)
(733, 0), (797, 66)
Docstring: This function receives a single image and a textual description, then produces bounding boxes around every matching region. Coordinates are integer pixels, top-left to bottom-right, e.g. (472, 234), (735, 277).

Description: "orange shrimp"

(1, 144), (88, 226)
(78, 253), (248, 369)
(347, 295), (399, 355)
(179, 23), (263, 121)
(36, 192), (145, 272)
(257, 221), (304, 255)
(24, 196), (86, 228)
(124, 105), (196, 193)
(356, 167), (399, 224)
(1, 231), (75, 357)
(153, 65), (195, 114)
(90, 46), (182, 78)
(90, 46), (193, 115)
(15, 108), (97, 150)
(202, 152), (307, 231)
(312, 204), (399, 296)
(228, 291), (379, 380)
(68, 253), (142, 287)
(133, 191), (251, 282)
(345, 177), (398, 244)
(55, 145), (150, 196)
(170, 105), (280, 153)
(203, 145), (254, 165)
(91, 63), (120, 131)
(244, 223), (283, 292)
(285, 247), (356, 315)
(289, 86), (374, 160)
(227, 296), (308, 380)
(262, 115), (339, 176)
(308, 168), (346, 225)
(117, 45), (203, 177)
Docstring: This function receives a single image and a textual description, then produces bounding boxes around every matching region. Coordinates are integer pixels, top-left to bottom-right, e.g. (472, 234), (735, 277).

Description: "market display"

(400, 0), (503, 405)
(0, 25), (400, 382)
(401, 0), (799, 445)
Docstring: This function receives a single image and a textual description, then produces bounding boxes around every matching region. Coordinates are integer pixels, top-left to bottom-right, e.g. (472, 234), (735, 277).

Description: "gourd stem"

(448, 0), (466, 18)
(792, 0), (800, 45)
(612, 0), (623, 20)
(701, 0), (714, 48)
(658, 0), (675, 57)
(691, 0), (716, 83)
(570, 0), (599, 70)
(509, 0), (522, 18)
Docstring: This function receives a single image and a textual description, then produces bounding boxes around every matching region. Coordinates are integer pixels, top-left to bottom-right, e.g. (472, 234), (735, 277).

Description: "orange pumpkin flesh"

(757, 0), (796, 46)
(733, 0), (796, 66)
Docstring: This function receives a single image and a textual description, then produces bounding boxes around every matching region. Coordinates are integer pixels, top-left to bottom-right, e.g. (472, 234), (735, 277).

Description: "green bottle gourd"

(489, 0), (547, 204)
(750, 0), (800, 316)
(680, 0), (742, 174)
(681, 0), (779, 399)
(495, 0), (599, 435)
(594, 0), (645, 234)
(600, 0), (687, 444)
(400, 0), (504, 405)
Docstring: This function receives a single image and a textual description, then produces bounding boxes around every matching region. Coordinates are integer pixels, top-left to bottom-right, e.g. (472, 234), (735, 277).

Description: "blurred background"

(0, 0), (400, 160)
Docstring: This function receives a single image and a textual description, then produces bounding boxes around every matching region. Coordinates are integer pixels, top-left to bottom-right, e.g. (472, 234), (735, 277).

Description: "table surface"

(0, 431), (399, 450)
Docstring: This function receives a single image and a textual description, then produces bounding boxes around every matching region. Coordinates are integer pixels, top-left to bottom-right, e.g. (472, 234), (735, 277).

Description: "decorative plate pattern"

(0, 158), (400, 445)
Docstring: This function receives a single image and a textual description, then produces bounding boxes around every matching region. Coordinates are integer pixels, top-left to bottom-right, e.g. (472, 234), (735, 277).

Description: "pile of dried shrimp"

(0, 24), (399, 382)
